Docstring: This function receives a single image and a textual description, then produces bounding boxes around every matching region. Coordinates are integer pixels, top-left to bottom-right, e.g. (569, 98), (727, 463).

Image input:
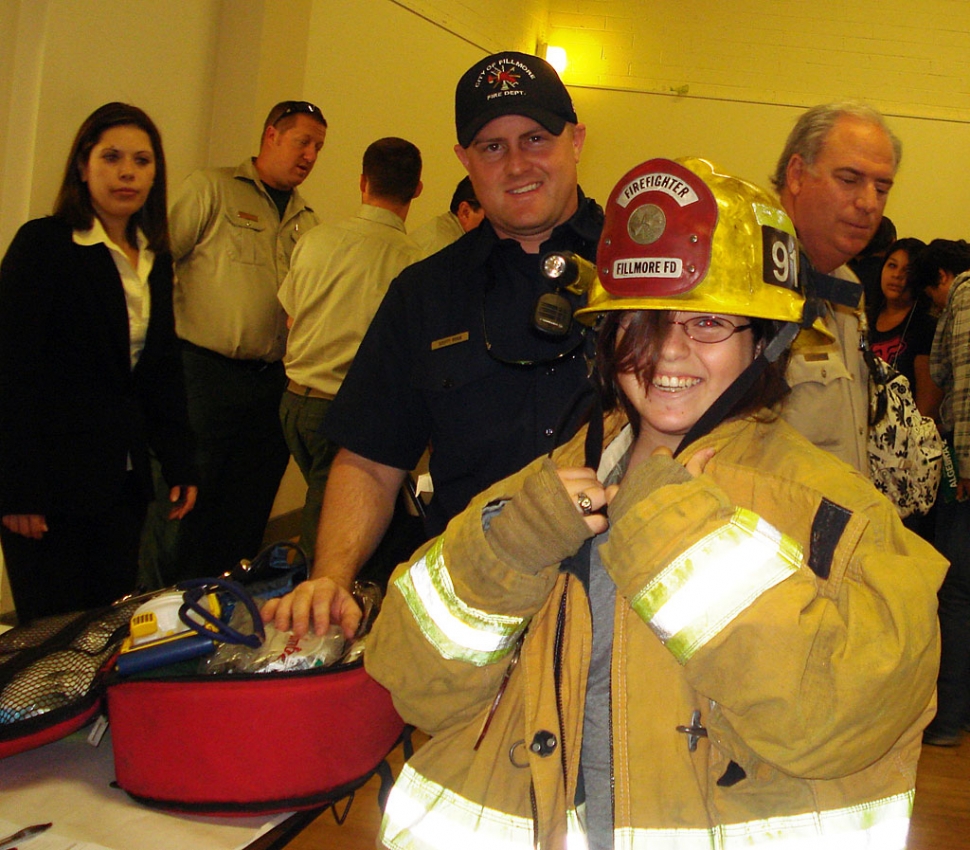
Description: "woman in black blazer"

(0, 102), (197, 622)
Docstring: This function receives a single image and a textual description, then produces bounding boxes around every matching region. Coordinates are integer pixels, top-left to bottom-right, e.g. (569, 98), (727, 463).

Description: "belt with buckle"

(286, 379), (334, 400)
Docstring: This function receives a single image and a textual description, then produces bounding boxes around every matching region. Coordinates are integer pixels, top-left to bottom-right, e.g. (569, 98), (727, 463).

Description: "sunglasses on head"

(272, 101), (324, 126)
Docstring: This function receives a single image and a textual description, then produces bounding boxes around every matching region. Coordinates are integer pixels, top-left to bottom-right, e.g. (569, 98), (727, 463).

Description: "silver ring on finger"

(576, 491), (594, 516)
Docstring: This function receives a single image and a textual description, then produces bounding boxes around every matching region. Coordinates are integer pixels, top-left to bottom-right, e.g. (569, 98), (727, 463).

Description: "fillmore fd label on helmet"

(613, 257), (683, 279)
(576, 157), (808, 327)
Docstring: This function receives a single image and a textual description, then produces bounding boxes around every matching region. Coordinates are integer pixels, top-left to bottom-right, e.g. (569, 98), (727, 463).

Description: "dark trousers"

(1, 474), (146, 623)
(279, 389), (338, 559)
(931, 496), (970, 734)
(277, 387), (427, 583)
(143, 344), (289, 584)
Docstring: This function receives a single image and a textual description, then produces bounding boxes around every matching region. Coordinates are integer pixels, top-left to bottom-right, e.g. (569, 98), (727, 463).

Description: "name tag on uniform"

(803, 353), (830, 362)
(237, 211), (259, 222)
(431, 332), (469, 350)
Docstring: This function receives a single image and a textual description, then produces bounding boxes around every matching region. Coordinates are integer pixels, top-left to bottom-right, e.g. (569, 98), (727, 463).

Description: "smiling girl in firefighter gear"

(365, 158), (947, 850)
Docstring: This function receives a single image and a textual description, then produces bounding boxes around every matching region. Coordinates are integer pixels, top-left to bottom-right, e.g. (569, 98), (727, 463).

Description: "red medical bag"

(105, 658), (405, 816)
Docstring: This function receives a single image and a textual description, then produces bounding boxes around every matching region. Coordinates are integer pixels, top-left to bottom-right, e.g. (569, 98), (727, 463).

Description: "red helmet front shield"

(597, 158), (719, 298)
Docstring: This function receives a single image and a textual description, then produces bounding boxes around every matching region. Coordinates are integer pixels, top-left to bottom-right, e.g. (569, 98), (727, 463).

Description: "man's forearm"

(311, 448), (407, 588)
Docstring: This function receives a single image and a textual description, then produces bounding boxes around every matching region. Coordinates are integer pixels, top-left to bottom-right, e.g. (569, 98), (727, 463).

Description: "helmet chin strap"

(673, 260), (854, 458)
(673, 321), (801, 458)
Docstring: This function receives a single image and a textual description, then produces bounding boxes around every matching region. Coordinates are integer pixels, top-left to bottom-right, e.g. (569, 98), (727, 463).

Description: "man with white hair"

(772, 101), (900, 474)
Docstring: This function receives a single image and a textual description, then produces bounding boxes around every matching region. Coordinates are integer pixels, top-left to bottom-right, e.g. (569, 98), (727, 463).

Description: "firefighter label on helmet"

(598, 158), (718, 297)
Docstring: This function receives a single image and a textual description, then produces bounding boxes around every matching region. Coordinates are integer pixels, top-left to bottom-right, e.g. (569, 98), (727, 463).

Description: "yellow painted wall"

(297, 0), (484, 228)
(548, 0), (969, 121)
(542, 0), (970, 240)
(570, 87), (970, 241)
(2, 0), (966, 253)
(388, 0), (548, 56)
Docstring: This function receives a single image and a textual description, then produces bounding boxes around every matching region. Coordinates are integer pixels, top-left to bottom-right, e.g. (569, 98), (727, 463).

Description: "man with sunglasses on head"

(263, 53), (602, 639)
(145, 101), (327, 583)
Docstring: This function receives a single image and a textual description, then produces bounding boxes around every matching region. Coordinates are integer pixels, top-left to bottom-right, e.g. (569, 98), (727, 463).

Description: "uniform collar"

(356, 203), (407, 232)
(234, 157), (315, 216)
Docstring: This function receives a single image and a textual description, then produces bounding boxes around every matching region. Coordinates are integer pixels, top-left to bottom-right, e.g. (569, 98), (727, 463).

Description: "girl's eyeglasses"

(667, 315), (752, 344)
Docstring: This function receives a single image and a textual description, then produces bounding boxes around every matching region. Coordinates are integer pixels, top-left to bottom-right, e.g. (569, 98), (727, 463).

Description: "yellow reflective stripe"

(567, 807), (590, 850)
(616, 791), (912, 849)
(382, 763), (910, 850)
(632, 508), (802, 663)
(380, 763), (534, 850)
(395, 538), (526, 666)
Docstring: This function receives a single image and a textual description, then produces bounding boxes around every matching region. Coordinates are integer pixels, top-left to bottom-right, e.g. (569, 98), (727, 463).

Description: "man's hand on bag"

(260, 577), (362, 640)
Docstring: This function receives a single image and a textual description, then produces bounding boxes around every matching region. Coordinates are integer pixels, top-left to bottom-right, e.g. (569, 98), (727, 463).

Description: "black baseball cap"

(455, 51), (578, 148)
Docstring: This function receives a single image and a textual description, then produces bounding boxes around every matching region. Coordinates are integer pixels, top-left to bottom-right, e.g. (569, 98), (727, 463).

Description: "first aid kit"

(2, 542), (406, 817)
(106, 569), (405, 816)
(106, 654), (405, 815)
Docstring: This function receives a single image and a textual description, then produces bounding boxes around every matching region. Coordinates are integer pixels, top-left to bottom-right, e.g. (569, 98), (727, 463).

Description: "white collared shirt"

(73, 218), (154, 368)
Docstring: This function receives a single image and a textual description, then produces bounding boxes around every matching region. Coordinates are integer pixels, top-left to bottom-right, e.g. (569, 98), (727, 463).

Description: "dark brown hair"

(363, 137), (422, 205)
(53, 102), (169, 254)
(866, 236), (928, 325)
(595, 310), (791, 437)
(449, 175), (479, 214)
(909, 238), (970, 292)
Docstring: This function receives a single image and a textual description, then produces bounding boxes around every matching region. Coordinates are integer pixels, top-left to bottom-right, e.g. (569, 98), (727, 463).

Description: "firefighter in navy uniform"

(264, 51), (603, 640)
(366, 158), (946, 850)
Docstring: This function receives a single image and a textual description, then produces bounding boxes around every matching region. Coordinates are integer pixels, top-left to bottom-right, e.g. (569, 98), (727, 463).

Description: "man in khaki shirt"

(772, 102), (900, 474)
(279, 137), (423, 555)
(144, 101), (327, 583)
(410, 175), (484, 260)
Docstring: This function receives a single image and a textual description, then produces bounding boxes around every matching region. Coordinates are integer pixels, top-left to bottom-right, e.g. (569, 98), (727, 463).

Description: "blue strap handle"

(175, 577), (266, 649)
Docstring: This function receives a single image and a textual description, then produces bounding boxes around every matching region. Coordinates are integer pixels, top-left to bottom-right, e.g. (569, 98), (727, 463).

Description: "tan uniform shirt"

(170, 158), (318, 361)
(782, 264), (869, 476)
(410, 210), (464, 260)
(279, 204), (420, 397)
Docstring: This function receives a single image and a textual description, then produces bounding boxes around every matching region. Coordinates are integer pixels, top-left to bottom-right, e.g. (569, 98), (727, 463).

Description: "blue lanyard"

(176, 577), (266, 649)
